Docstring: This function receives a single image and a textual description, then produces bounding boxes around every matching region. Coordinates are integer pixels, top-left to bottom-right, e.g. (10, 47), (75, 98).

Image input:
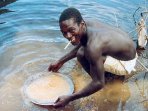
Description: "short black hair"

(59, 7), (83, 24)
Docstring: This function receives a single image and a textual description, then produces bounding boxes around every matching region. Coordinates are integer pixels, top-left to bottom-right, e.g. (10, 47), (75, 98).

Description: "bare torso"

(84, 19), (136, 61)
(49, 18), (137, 107)
(49, 9), (137, 107)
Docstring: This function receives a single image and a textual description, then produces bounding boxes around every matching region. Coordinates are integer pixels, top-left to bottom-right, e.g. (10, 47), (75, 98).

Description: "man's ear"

(81, 21), (85, 25)
(79, 20), (85, 27)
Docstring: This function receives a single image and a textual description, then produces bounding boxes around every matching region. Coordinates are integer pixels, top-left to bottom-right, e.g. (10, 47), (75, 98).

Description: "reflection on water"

(0, 9), (14, 14)
(0, 0), (17, 8)
(0, 43), (147, 111)
(0, 40), (147, 111)
(0, 0), (16, 24)
(70, 69), (129, 111)
(0, 0), (148, 111)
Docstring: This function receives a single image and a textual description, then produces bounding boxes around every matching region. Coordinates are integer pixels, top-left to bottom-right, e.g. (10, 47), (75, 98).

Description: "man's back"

(85, 19), (136, 61)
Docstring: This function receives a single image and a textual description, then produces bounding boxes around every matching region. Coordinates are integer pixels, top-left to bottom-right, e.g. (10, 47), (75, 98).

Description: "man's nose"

(66, 32), (72, 39)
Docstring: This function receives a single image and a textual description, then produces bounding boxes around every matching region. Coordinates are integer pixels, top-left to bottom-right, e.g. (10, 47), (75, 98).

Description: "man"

(48, 7), (136, 108)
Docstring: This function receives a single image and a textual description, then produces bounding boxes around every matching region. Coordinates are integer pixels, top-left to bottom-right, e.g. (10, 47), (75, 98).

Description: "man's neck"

(80, 23), (87, 46)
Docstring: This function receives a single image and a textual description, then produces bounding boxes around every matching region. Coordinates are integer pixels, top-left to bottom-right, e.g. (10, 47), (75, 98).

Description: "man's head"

(59, 7), (85, 45)
(59, 7), (83, 25)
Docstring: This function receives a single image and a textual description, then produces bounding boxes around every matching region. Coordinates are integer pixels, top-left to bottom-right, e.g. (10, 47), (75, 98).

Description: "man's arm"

(53, 45), (105, 108)
(70, 47), (105, 100)
(58, 44), (81, 64)
(48, 44), (81, 72)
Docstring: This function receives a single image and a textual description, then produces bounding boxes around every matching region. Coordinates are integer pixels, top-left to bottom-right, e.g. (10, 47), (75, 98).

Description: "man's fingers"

(54, 102), (64, 109)
(48, 65), (53, 71)
(52, 68), (59, 72)
(53, 98), (64, 108)
(55, 97), (60, 103)
(54, 69), (59, 72)
(48, 65), (56, 72)
(48, 67), (51, 71)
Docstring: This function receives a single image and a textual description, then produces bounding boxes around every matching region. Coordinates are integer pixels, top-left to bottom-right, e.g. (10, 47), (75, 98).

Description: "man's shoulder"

(87, 36), (106, 52)
(84, 18), (100, 25)
(84, 18), (128, 35)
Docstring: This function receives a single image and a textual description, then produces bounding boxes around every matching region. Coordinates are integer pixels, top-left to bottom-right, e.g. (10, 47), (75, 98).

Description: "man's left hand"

(53, 95), (72, 108)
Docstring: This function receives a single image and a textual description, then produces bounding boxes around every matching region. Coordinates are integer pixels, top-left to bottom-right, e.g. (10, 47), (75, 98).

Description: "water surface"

(0, 0), (148, 111)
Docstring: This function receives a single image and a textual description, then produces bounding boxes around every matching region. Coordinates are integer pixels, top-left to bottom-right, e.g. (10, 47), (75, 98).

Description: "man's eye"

(63, 32), (67, 35)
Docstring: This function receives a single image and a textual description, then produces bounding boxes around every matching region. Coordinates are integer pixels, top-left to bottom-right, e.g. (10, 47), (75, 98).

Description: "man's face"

(60, 18), (82, 45)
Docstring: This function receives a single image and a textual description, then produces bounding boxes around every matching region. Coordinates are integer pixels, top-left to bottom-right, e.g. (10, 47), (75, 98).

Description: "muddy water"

(1, 0), (148, 110)
(0, 40), (147, 111)
(0, 41), (75, 111)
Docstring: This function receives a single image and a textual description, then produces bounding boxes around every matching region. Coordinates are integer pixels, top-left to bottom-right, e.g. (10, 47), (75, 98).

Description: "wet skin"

(48, 18), (136, 108)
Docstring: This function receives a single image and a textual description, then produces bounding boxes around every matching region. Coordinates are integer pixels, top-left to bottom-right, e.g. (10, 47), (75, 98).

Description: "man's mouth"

(71, 37), (75, 42)
(70, 36), (80, 45)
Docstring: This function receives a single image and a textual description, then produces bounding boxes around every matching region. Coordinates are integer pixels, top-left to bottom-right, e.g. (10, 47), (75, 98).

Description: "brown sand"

(26, 74), (72, 104)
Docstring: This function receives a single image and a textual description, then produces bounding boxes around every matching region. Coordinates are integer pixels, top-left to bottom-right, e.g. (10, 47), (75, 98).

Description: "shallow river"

(0, 0), (148, 111)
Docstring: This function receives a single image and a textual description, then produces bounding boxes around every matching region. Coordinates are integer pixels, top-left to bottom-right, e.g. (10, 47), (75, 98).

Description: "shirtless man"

(48, 7), (136, 108)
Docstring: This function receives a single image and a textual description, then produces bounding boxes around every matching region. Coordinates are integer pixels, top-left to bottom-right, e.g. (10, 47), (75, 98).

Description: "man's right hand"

(48, 61), (64, 72)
